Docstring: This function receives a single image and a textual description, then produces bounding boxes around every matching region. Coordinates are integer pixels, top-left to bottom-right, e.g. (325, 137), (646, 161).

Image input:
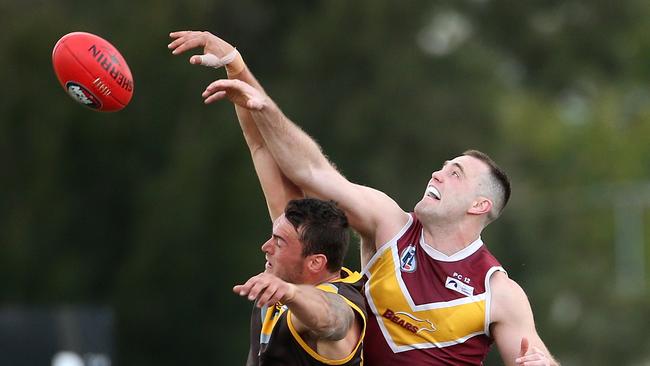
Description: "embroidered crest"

(399, 245), (417, 272)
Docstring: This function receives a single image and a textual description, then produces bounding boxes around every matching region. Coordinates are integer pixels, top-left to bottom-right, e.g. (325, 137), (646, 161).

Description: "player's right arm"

(234, 273), (363, 359)
(228, 66), (304, 222)
(168, 31), (302, 221)
(201, 78), (410, 258)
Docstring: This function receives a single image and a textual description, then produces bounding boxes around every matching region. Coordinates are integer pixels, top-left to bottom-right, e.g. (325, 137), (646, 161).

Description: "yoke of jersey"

(363, 214), (504, 355)
(260, 267), (367, 365)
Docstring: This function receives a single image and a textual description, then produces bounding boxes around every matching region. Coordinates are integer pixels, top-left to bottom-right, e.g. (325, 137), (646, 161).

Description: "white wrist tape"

(199, 49), (239, 69)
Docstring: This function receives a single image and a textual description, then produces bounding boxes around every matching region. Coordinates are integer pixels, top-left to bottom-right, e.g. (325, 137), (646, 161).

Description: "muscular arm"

(230, 67), (303, 221)
(250, 98), (407, 241)
(490, 272), (559, 366)
(234, 273), (362, 355)
(285, 285), (356, 341)
(169, 31), (301, 221)
(202, 78), (410, 254)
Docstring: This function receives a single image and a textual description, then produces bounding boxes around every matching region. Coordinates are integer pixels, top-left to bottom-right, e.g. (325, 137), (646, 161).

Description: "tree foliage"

(1, 0), (649, 365)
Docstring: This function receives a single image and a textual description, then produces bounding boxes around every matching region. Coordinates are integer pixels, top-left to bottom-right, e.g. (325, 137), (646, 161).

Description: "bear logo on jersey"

(399, 245), (417, 273)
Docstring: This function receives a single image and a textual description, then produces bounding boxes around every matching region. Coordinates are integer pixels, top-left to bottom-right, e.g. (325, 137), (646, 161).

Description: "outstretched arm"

(234, 273), (362, 356)
(490, 272), (559, 366)
(201, 78), (410, 258)
(168, 31), (301, 221)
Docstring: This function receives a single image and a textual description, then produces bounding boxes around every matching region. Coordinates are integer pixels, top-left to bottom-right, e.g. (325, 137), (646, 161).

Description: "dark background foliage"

(2, 1), (649, 365)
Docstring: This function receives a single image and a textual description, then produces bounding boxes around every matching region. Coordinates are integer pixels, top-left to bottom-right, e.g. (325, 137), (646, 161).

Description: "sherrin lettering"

(88, 44), (134, 92)
(52, 32), (134, 112)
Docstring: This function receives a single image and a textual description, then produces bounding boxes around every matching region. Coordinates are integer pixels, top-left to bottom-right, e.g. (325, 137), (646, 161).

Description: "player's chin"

(413, 200), (430, 215)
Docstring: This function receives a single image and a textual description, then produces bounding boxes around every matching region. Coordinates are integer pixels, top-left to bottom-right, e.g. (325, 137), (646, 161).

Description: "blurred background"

(1, 0), (649, 365)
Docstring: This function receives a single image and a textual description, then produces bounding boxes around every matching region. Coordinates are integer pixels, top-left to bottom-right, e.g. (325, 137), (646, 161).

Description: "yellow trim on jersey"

(260, 303), (288, 342)
(366, 247), (486, 348)
(286, 272), (366, 365)
(315, 268), (362, 294)
(332, 267), (363, 284)
(287, 298), (366, 365)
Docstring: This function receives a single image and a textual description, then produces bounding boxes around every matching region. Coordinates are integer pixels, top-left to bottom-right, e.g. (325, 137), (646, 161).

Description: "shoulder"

(489, 272), (533, 325)
(490, 271), (524, 296)
(325, 270), (366, 312)
(374, 212), (415, 249)
(339, 182), (408, 240)
(374, 210), (412, 245)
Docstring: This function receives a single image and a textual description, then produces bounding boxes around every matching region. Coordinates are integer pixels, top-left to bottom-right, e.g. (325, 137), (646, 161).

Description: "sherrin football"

(52, 32), (134, 112)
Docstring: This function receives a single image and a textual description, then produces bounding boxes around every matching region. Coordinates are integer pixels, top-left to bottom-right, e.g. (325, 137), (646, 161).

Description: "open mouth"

(426, 186), (441, 200)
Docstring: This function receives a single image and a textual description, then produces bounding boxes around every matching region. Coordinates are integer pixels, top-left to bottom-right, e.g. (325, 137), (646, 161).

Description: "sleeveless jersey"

(246, 268), (367, 366)
(362, 214), (505, 365)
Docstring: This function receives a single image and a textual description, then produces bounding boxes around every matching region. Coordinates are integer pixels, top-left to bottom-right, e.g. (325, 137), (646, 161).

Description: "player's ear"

(468, 196), (492, 216)
(307, 254), (328, 273)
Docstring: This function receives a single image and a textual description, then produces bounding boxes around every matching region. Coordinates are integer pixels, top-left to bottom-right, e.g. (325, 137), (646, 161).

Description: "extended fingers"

(233, 273), (263, 296)
(169, 30), (191, 39)
(202, 79), (245, 99)
(204, 79), (237, 93)
(202, 80), (230, 98)
(246, 279), (270, 300)
(200, 79), (265, 109)
(204, 91), (227, 104)
(515, 358), (548, 366)
(256, 283), (281, 307)
(519, 337), (530, 357)
(515, 347), (550, 366)
(169, 30), (204, 42)
(244, 277), (280, 307)
(202, 79), (235, 103)
(257, 280), (293, 307)
(169, 36), (207, 55)
(168, 31), (193, 49)
(235, 273), (272, 300)
(233, 274), (290, 307)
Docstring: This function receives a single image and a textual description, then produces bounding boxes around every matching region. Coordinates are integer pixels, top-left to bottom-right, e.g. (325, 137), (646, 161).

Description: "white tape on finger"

(199, 49), (239, 69)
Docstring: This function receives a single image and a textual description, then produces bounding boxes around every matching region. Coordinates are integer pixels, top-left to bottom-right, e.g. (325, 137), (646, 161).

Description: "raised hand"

(233, 272), (297, 308)
(515, 337), (552, 366)
(168, 30), (243, 73)
(200, 79), (267, 108)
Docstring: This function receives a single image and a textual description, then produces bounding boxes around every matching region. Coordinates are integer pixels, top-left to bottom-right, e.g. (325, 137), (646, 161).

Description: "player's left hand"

(201, 79), (267, 109)
(233, 272), (297, 307)
(515, 337), (552, 366)
(168, 30), (237, 68)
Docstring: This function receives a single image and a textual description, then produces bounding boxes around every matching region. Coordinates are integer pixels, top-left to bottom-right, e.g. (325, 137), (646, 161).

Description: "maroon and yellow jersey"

(246, 268), (366, 366)
(362, 214), (505, 365)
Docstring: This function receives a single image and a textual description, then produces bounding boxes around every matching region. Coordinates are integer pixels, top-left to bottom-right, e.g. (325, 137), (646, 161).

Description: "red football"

(52, 32), (134, 112)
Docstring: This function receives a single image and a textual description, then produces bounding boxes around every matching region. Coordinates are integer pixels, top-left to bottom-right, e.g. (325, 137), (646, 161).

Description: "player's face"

(260, 214), (306, 284)
(415, 155), (489, 221)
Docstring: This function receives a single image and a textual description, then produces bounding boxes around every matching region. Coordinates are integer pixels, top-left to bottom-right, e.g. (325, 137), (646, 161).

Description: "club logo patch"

(382, 308), (437, 334)
(66, 82), (102, 109)
(399, 245), (417, 272)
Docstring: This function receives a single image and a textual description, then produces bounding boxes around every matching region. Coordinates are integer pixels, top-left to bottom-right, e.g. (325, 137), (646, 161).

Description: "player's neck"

(421, 221), (481, 256)
(308, 271), (340, 286)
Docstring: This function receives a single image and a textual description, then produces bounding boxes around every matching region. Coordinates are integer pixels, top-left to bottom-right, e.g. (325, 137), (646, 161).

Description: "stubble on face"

(265, 216), (307, 284)
(415, 156), (489, 224)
